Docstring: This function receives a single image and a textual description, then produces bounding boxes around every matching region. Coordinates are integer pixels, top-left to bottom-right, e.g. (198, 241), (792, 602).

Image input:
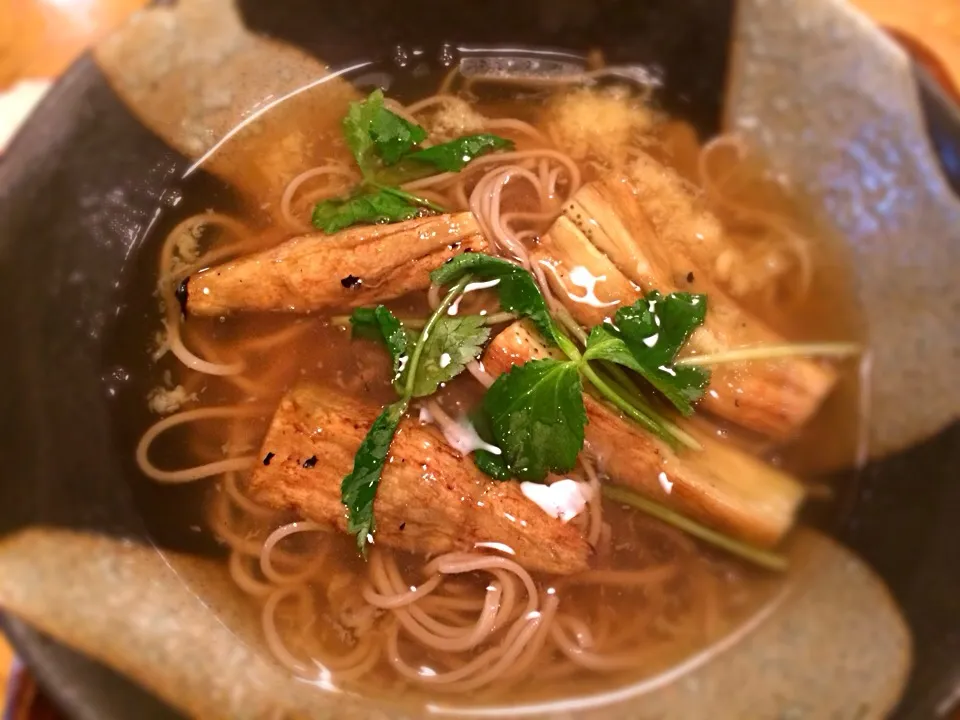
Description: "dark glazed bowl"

(0, 0), (957, 718)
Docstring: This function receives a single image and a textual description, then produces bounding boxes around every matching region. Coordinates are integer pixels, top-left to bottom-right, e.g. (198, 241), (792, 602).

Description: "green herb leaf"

(369, 105), (427, 166)
(346, 307), (379, 339)
(482, 358), (586, 482)
(398, 315), (490, 398)
(312, 189), (425, 234)
(342, 89), (427, 172)
(473, 447), (512, 480)
(342, 89), (383, 174)
(340, 399), (408, 554)
(406, 134), (514, 172)
(349, 306), (410, 379)
(374, 184), (446, 213)
(468, 409), (511, 480)
(583, 291), (709, 415)
(430, 254), (557, 343)
(340, 276), (472, 553)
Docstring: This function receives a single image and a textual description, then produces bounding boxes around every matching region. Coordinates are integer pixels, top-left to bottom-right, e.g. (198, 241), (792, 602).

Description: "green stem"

(554, 325), (700, 450)
(552, 305), (589, 345)
(552, 314), (699, 450)
(600, 360), (642, 393)
(481, 311), (517, 326)
(331, 314), (420, 330)
(599, 362), (659, 415)
(554, 316), (637, 395)
(333, 310), (514, 331)
(372, 183), (446, 213)
(402, 275), (471, 399)
(557, 325), (657, 435)
(579, 361), (668, 442)
(554, 330), (583, 363)
(602, 484), (788, 572)
(596, 362), (701, 451)
(676, 342), (862, 367)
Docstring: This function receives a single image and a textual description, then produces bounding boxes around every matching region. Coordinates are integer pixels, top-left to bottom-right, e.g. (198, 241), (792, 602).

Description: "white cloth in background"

(0, 79), (52, 154)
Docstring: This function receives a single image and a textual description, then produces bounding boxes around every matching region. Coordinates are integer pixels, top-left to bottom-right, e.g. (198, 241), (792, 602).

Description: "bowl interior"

(0, 0), (957, 717)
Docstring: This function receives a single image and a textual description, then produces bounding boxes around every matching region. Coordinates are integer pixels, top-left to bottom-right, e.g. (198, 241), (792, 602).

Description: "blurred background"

(0, 0), (957, 716)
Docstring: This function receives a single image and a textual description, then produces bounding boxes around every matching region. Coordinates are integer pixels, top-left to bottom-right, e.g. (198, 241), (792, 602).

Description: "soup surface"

(110, 57), (865, 711)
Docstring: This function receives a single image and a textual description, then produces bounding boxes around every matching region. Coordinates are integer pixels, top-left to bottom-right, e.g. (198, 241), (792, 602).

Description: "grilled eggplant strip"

(482, 321), (806, 547)
(247, 384), (591, 575)
(532, 215), (642, 329)
(182, 213), (488, 316)
(539, 176), (837, 439)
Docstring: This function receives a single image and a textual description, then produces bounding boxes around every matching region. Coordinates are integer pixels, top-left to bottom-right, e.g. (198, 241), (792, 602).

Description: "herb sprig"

(312, 188), (422, 234)
(340, 255), (730, 567)
(430, 254), (559, 343)
(602, 484), (788, 571)
(343, 89), (426, 169)
(406, 134), (514, 172)
(428, 256), (710, 483)
(340, 400), (407, 550)
(583, 292), (709, 415)
(315, 90), (514, 234)
(340, 276), (484, 553)
(481, 358), (586, 481)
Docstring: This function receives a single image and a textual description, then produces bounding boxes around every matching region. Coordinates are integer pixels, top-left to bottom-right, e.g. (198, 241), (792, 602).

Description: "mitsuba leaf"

(430, 254), (557, 343)
(342, 90), (382, 174)
(340, 399), (408, 554)
(341, 292), (493, 552)
(582, 325), (638, 370)
(398, 315), (490, 398)
(349, 306), (410, 379)
(312, 189), (425, 234)
(377, 185), (446, 213)
(583, 291), (709, 415)
(473, 446), (511, 480)
(482, 358), (586, 482)
(407, 134), (514, 172)
(469, 408), (511, 480)
(342, 89), (427, 172)
(369, 105), (427, 166)
(347, 306), (380, 340)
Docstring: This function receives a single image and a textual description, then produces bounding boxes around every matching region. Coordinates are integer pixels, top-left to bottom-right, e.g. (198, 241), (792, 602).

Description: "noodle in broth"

(128, 66), (863, 708)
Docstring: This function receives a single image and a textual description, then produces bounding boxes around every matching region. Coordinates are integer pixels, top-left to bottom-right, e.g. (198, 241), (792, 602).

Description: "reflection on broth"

(127, 60), (865, 710)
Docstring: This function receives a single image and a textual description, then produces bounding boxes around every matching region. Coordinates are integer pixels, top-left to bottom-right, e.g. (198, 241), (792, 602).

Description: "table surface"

(0, 0), (957, 714)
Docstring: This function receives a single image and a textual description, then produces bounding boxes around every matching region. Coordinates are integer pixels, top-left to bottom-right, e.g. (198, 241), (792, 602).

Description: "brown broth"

(108, 64), (865, 710)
